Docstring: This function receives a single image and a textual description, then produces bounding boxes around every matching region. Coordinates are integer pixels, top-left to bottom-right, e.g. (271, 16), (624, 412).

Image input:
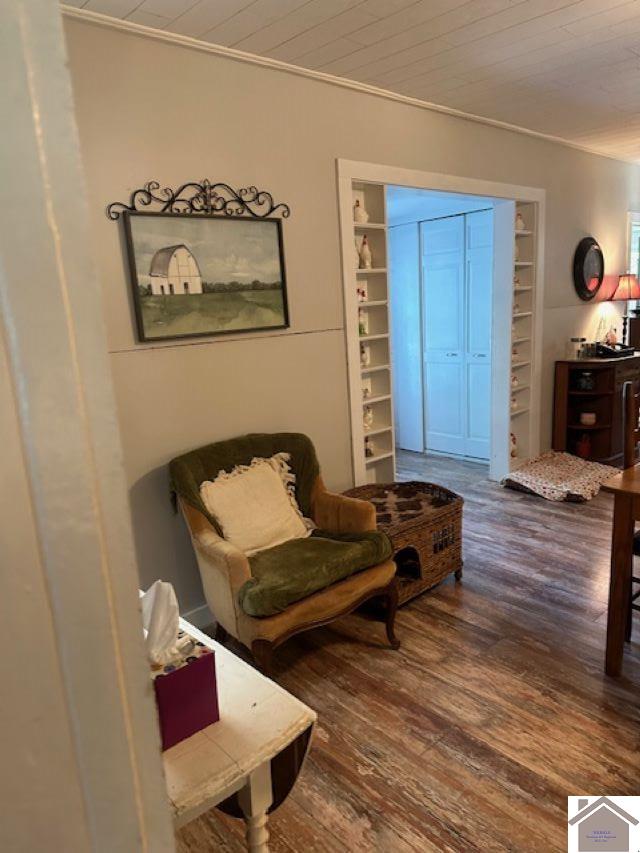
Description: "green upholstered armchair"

(170, 433), (400, 672)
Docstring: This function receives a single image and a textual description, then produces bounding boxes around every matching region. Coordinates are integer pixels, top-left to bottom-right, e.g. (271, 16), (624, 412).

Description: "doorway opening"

(338, 159), (544, 487)
(387, 187), (496, 475)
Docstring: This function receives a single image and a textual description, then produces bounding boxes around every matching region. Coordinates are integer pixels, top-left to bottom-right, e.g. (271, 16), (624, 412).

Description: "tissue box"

(152, 635), (219, 751)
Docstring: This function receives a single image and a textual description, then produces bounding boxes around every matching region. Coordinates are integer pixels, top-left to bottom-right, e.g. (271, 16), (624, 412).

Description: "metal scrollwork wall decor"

(107, 179), (291, 221)
(108, 180), (291, 343)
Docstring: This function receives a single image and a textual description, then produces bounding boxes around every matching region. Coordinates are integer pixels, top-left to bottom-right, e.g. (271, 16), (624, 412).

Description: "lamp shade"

(612, 273), (640, 301)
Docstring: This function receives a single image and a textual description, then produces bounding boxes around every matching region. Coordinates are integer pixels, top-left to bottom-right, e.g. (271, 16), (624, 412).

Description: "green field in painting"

(140, 290), (286, 338)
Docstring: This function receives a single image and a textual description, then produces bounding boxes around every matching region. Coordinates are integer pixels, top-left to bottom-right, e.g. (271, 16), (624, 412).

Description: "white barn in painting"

(149, 244), (203, 295)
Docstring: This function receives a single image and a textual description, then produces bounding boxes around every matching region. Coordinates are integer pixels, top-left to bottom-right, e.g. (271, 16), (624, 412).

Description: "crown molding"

(61, 5), (638, 168)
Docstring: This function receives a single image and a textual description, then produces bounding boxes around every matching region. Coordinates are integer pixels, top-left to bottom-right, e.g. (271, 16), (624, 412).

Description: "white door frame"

(337, 158), (545, 482)
(1, 2), (173, 849)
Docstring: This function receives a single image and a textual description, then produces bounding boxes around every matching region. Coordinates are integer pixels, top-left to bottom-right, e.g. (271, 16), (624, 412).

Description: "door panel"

(423, 261), (463, 352)
(425, 358), (465, 455)
(467, 247), (492, 354)
(421, 216), (465, 455)
(465, 210), (493, 459)
(466, 361), (491, 458)
(421, 210), (492, 461)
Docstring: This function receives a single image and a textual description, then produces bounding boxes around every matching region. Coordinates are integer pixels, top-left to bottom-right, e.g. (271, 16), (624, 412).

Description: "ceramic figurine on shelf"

(360, 343), (370, 367)
(513, 302), (520, 315)
(513, 275), (520, 288)
(511, 373), (519, 387)
(359, 235), (373, 269)
(358, 308), (369, 337)
(364, 436), (375, 458)
(515, 212), (525, 231)
(511, 395), (517, 412)
(363, 405), (374, 431)
(510, 432), (518, 458)
(357, 283), (368, 303)
(353, 198), (369, 224)
(514, 239), (520, 262)
(362, 378), (372, 400)
(512, 345), (519, 358)
(354, 238), (360, 270)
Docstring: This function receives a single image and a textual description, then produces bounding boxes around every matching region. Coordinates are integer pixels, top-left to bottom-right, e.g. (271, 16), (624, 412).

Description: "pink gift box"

(153, 645), (220, 751)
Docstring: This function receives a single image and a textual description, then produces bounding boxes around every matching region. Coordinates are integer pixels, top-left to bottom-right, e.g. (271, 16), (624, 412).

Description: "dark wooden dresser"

(553, 355), (640, 466)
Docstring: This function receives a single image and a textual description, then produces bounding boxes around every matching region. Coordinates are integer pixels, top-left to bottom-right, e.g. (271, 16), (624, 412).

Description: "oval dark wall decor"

(573, 237), (605, 301)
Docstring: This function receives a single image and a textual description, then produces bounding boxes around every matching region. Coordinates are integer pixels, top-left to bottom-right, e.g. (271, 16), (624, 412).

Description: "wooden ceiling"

(66, 0), (640, 162)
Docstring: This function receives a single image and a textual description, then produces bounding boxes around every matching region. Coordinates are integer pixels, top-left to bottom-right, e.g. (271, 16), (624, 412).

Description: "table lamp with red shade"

(611, 273), (640, 344)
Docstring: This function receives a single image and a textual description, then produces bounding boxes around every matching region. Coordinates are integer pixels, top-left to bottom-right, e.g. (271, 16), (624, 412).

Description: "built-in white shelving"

(510, 201), (538, 470)
(342, 175), (540, 483)
(345, 181), (395, 485)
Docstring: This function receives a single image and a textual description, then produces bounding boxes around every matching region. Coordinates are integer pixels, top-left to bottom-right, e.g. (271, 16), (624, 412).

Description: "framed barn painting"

(122, 211), (289, 342)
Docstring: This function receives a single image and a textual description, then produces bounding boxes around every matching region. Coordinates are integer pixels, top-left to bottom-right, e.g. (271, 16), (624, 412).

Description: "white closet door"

(421, 216), (465, 455)
(465, 210), (493, 459)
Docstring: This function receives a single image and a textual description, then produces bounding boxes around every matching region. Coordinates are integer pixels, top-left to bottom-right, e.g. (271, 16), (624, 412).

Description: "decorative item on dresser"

(610, 272), (640, 345)
(344, 481), (463, 605)
(107, 179), (290, 342)
(553, 355), (640, 466)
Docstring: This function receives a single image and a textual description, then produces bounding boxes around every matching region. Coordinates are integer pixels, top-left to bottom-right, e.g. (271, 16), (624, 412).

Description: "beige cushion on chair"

(199, 452), (311, 556)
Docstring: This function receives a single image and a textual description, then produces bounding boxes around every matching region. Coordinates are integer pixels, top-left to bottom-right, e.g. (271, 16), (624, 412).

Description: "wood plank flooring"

(176, 451), (639, 852)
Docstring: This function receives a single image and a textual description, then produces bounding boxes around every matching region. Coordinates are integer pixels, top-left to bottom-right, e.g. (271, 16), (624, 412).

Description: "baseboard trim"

(181, 603), (213, 629)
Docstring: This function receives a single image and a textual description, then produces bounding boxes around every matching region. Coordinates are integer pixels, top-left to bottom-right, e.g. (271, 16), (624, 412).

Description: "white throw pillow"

(199, 453), (312, 556)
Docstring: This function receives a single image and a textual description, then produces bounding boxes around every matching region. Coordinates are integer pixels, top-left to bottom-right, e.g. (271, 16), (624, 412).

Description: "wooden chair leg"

(384, 581), (401, 650)
(214, 622), (228, 643)
(252, 639), (275, 676)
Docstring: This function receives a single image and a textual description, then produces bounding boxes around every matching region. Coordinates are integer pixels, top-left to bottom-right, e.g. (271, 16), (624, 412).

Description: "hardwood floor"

(176, 451), (639, 853)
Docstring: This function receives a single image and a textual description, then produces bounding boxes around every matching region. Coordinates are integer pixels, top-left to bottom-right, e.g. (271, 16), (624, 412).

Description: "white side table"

(162, 616), (316, 852)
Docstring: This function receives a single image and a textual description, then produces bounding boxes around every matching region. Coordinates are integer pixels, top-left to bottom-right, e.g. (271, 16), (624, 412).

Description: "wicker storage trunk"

(345, 481), (463, 605)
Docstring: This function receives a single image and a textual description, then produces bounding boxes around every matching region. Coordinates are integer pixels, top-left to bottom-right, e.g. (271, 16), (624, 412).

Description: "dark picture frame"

(122, 211), (289, 342)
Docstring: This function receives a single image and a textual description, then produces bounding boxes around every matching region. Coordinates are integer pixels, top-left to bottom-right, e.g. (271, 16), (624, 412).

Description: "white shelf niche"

(346, 180), (395, 486)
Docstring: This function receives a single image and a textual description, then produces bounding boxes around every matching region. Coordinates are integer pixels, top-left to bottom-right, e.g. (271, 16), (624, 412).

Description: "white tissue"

(141, 580), (184, 665)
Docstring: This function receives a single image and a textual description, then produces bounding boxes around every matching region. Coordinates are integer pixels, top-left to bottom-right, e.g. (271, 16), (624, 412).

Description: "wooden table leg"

(605, 492), (634, 677)
(238, 762), (272, 852)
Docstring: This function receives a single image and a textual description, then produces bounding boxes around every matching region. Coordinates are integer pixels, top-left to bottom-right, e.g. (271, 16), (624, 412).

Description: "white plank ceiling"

(65, 0), (640, 161)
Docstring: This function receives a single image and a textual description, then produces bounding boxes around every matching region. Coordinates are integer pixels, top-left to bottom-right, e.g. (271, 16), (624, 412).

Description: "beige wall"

(64, 17), (640, 615)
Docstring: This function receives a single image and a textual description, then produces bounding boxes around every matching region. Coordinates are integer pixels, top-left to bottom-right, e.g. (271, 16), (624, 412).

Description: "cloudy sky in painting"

(129, 215), (282, 285)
